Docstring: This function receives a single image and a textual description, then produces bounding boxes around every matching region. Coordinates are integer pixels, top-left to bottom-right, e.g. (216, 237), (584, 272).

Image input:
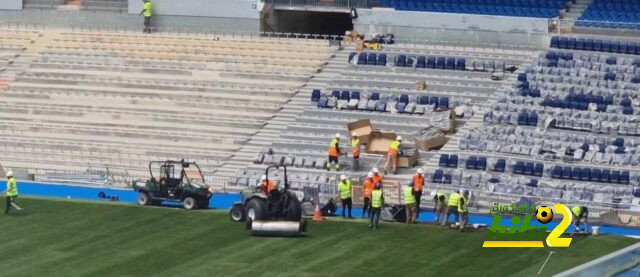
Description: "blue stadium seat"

(551, 166), (562, 178)
(433, 169), (443, 183)
(340, 91), (350, 101)
(616, 147), (626, 154)
(606, 56), (617, 65)
(533, 163), (544, 177)
(439, 97), (449, 109)
(620, 42), (628, 54)
(439, 154), (449, 167)
(562, 166), (572, 179)
(558, 37), (568, 48)
(571, 167), (582, 180)
(567, 37), (577, 49)
(591, 169), (601, 181)
(331, 90), (340, 99)
(528, 113), (538, 126)
(513, 161), (525, 174)
(476, 157), (487, 170)
(399, 94), (409, 104)
(367, 53), (377, 65)
(395, 55), (407, 67)
(580, 168), (591, 180)
(614, 138), (624, 147)
(370, 92), (380, 101)
(357, 53), (367, 65)
(600, 170), (611, 183)
(550, 36), (559, 48)
(602, 41), (612, 52)
(611, 41), (621, 53)
(517, 72), (527, 82)
(628, 43), (638, 55)
(456, 59), (466, 71)
(517, 112), (529, 125)
(524, 162), (534, 175)
(466, 156), (478, 169)
(621, 171), (630, 184)
(436, 57), (446, 69)
(445, 58), (456, 70)
(448, 155), (458, 168)
(623, 107), (634, 115)
(443, 173), (452, 184)
(611, 171), (621, 183)
(594, 40), (603, 51)
(495, 159), (506, 172)
(311, 89), (321, 102)
(576, 38), (585, 50)
(348, 52), (357, 62)
(416, 56), (426, 68)
(377, 54), (387, 66)
(418, 95), (429, 105)
(351, 91), (360, 100)
(426, 57), (436, 69)
(430, 96), (439, 108)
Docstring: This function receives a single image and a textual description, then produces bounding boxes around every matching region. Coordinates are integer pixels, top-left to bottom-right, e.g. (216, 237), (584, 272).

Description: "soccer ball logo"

(536, 206), (554, 224)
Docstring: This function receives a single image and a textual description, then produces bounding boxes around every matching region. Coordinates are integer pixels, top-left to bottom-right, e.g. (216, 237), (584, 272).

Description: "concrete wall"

(128, 0), (259, 19)
(0, 0), (22, 10)
(354, 8), (550, 47)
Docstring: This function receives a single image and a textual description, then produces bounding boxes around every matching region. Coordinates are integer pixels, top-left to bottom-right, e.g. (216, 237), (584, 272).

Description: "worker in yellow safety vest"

(432, 191), (448, 224)
(140, 0), (153, 33)
(4, 171), (21, 214)
(384, 136), (402, 175)
(327, 133), (342, 171)
(351, 133), (361, 171)
(369, 182), (384, 229)
(362, 172), (374, 218)
(338, 175), (353, 219)
(571, 205), (589, 232)
(458, 190), (470, 232)
(443, 190), (461, 226)
(403, 182), (416, 224)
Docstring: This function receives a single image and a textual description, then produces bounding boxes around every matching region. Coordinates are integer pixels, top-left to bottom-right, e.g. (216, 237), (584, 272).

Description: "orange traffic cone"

(313, 202), (323, 221)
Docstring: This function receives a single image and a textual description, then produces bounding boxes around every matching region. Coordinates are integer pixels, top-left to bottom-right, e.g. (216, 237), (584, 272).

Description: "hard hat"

(417, 168), (424, 175)
(396, 135), (402, 141)
(372, 167), (379, 173)
(340, 174), (347, 180)
(367, 172), (374, 178)
(6, 171), (12, 178)
(430, 191), (437, 197)
(458, 189), (464, 193)
(260, 175), (267, 181)
(375, 182), (382, 189)
(351, 132), (357, 137)
(334, 133), (341, 139)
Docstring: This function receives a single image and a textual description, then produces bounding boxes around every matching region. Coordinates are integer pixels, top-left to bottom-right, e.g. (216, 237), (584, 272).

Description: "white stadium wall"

(128, 0), (259, 19)
(0, 0), (22, 10)
(354, 8), (550, 47)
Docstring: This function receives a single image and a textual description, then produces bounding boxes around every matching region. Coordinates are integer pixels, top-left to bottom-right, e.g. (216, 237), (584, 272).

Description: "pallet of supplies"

(413, 127), (447, 150)
(415, 80), (426, 90)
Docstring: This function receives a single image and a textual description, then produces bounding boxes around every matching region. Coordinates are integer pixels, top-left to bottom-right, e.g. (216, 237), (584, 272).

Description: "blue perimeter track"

(8, 180), (640, 237)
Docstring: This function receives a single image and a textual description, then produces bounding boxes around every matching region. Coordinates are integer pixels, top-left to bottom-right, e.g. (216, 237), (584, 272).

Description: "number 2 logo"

(546, 204), (573, 247)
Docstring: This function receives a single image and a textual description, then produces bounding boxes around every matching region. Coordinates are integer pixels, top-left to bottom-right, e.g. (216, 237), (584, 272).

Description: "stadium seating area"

(0, 28), (333, 186)
(550, 36), (640, 55)
(378, 0), (568, 18)
(576, 0), (640, 29)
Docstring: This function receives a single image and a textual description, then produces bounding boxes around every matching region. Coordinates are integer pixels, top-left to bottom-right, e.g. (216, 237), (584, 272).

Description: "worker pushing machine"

(362, 172), (375, 218)
(327, 133), (342, 171)
(351, 133), (361, 171)
(338, 175), (353, 219)
(4, 171), (21, 214)
(369, 182), (384, 229)
(384, 136), (402, 175)
(571, 205), (589, 232)
(140, 0), (153, 33)
(458, 190), (470, 231)
(412, 168), (425, 220)
(443, 189), (461, 226)
(403, 182), (416, 224)
(432, 191), (447, 224)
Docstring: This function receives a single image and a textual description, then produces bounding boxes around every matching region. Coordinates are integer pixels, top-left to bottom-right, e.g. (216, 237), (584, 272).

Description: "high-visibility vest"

(328, 138), (339, 157)
(435, 192), (446, 203)
(458, 196), (468, 213)
(447, 192), (461, 207)
(388, 140), (400, 156)
(363, 179), (374, 198)
(351, 138), (361, 157)
(571, 205), (582, 217)
(5, 178), (17, 197)
(412, 175), (424, 192)
(371, 190), (383, 208)
(403, 186), (415, 204)
(338, 180), (352, 199)
(143, 2), (152, 17)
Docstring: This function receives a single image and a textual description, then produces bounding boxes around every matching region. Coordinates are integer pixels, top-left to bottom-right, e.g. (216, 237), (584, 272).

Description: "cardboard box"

(415, 80), (425, 90)
(397, 148), (419, 168)
(365, 131), (397, 154)
(347, 119), (374, 144)
(414, 134), (447, 150)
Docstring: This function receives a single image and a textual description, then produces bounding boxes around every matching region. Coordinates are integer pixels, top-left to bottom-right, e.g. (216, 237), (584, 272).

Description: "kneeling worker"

(458, 190), (470, 231)
(432, 191), (447, 224)
(443, 189), (461, 226)
(369, 182), (384, 229)
(571, 205), (589, 232)
(403, 182), (416, 224)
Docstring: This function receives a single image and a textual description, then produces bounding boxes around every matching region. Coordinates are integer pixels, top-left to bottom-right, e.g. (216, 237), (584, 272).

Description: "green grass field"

(0, 198), (636, 277)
